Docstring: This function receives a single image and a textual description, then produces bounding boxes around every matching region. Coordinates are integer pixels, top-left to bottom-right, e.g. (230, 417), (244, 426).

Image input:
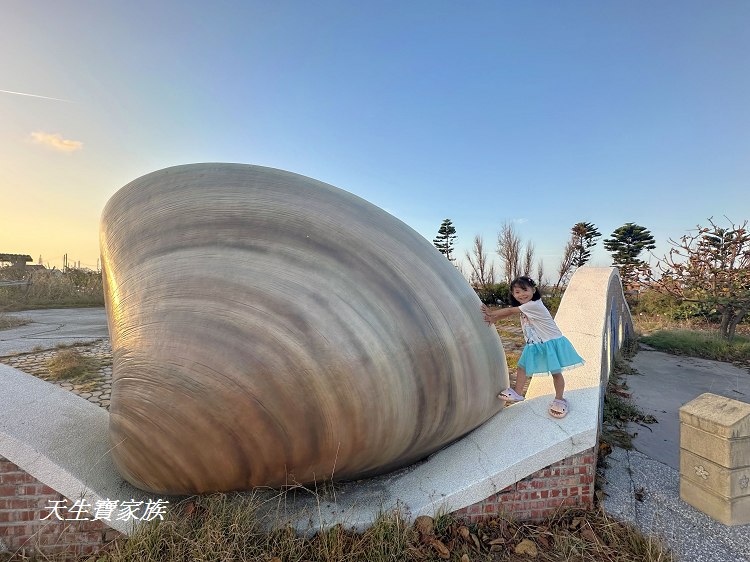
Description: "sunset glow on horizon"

(2, 2), (749, 274)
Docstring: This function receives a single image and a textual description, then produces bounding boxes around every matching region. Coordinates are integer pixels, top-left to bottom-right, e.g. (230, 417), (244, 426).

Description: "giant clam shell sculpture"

(100, 163), (508, 494)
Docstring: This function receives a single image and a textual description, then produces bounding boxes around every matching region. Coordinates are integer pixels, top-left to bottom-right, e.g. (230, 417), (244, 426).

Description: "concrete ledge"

(0, 364), (157, 535)
(0, 267), (632, 536)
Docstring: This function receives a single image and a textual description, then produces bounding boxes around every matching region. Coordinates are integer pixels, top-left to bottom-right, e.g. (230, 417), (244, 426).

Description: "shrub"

(0, 313), (30, 330)
(543, 294), (562, 317)
(0, 267), (104, 311)
(632, 289), (710, 322)
(475, 282), (510, 305)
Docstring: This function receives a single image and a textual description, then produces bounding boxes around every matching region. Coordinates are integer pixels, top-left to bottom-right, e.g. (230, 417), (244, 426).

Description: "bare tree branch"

(465, 234), (495, 290)
(651, 217), (750, 339)
(496, 222), (522, 284)
(536, 260), (546, 291)
(553, 240), (576, 296)
(523, 241), (534, 277)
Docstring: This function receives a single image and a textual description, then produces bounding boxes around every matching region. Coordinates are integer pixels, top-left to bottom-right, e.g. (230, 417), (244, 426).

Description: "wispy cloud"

(512, 218), (528, 224)
(31, 132), (83, 152)
(0, 89), (72, 103)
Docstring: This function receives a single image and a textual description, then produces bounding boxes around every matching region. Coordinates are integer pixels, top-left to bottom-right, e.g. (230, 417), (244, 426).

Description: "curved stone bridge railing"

(0, 266), (633, 554)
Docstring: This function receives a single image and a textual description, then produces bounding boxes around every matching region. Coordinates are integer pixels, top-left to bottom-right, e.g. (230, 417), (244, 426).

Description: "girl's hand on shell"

(480, 304), (495, 325)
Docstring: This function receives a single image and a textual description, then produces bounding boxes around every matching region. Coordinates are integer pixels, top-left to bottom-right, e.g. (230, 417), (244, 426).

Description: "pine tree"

(604, 223), (656, 290)
(570, 222), (601, 268)
(553, 222), (601, 294)
(433, 219), (457, 262)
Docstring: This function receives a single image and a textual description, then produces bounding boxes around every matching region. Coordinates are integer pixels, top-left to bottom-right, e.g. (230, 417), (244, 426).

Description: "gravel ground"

(601, 446), (750, 561)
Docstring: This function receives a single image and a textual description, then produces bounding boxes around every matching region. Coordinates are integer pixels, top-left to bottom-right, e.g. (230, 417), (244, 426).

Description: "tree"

(653, 217), (750, 340)
(536, 260), (546, 291)
(465, 235), (495, 291)
(553, 222), (602, 294)
(571, 222), (601, 268)
(496, 222), (522, 283)
(604, 223), (656, 290)
(522, 241), (534, 277)
(552, 240), (576, 296)
(433, 219), (457, 262)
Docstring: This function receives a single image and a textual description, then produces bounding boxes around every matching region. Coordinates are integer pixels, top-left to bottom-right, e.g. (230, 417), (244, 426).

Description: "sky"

(1, 1), (749, 279)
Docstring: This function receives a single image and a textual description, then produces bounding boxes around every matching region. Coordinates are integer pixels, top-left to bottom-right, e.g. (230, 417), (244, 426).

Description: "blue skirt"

(518, 336), (585, 376)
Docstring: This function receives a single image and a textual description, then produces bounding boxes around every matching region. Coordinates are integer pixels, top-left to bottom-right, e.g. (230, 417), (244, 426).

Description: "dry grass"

(631, 312), (748, 338)
(486, 309), (525, 376)
(8, 494), (669, 562)
(0, 268), (103, 312)
(601, 346), (656, 450)
(0, 312), (30, 331)
(45, 349), (101, 383)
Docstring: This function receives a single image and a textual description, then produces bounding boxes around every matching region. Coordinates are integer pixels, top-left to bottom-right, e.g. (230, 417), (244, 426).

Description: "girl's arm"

(481, 304), (520, 324)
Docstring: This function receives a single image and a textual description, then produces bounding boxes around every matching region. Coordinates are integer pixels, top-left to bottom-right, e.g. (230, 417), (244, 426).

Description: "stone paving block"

(680, 393), (750, 526)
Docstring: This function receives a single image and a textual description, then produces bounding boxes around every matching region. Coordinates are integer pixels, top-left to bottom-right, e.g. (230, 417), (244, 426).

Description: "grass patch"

(505, 350), (520, 371)
(641, 329), (750, 363)
(46, 349), (101, 382)
(72, 494), (672, 562)
(0, 312), (30, 330)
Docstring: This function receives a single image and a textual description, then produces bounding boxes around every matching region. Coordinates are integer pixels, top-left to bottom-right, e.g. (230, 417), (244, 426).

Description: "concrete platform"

(0, 268), (628, 535)
(0, 362), (154, 535)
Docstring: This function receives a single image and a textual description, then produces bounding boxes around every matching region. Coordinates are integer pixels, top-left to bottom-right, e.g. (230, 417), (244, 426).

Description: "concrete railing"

(0, 266), (633, 539)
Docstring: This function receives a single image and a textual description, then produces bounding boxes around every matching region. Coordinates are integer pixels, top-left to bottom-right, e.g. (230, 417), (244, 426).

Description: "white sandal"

(549, 398), (568, 418)
(497, 388), (525, 402)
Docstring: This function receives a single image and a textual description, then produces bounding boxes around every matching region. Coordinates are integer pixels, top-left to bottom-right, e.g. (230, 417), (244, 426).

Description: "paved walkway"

(601, 346), (750, 561)
(627, 346), (750, 470)
(0, 308), (108, 355)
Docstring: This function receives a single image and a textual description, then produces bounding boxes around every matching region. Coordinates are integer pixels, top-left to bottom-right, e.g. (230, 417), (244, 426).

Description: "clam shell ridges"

(99, 163), (509, 494)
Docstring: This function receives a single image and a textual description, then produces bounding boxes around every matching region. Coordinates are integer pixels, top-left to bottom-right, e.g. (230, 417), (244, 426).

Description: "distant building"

(0, 254), (33, 268)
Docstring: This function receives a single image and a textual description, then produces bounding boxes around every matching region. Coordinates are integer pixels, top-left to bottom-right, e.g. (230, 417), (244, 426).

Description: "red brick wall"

(1, 447), (595, 557)
(0, 455), (121, 559)
(452, 447), (596, 523)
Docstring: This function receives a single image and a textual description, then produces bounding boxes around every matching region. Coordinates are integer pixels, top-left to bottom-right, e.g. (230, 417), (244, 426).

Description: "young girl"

(481, 276), (584, 418)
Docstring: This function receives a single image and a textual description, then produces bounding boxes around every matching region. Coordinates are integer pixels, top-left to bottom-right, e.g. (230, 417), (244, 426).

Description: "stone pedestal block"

(679, 393), (750, 526)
